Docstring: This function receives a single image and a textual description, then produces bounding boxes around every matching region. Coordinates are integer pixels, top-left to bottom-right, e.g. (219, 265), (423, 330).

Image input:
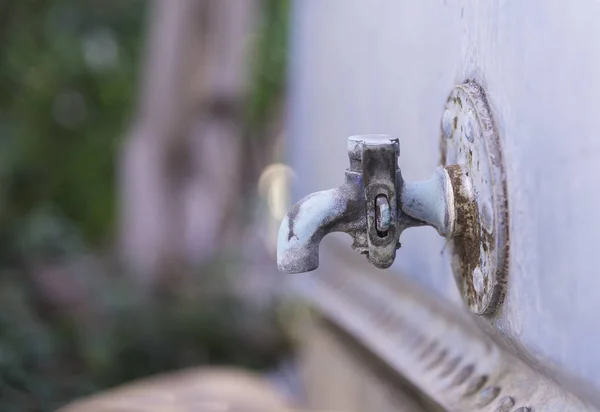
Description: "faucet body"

(278, 135), (462, 274)
(277, 171), (366, 274)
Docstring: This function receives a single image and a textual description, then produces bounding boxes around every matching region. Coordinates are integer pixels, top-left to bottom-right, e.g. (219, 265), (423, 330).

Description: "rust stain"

(446, 165), (487, 309)
(439, 129), (447, 165)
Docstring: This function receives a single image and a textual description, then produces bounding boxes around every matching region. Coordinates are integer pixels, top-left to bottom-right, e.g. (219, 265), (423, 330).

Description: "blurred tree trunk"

(119, 0), (259, 287)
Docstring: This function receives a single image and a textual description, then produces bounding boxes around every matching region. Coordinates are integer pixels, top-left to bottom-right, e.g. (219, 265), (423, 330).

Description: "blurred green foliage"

(0, 265), (288, 411)
(246, 0), (289, 135)
(0, 0), (290, 410)
(0, 0), (143, 255)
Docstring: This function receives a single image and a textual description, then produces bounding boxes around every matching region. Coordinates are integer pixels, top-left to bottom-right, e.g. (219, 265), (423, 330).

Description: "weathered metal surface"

(441, 81), (509, 316)
(357, 135), (400, 268)
(277, 170), (366, 273)
(291, 251), (597, 411)
(401, 166), (455, 237)
(279, 134), (461, 273)
(289, 0), (600, 394)
(302, 321), (442, 412)
(302, 318), (444, 412)
(375, 195), (391, 233)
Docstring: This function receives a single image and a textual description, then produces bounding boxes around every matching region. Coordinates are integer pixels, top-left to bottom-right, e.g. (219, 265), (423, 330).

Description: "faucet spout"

(277, 173), (366, 274)
(276, 134), (460, 274)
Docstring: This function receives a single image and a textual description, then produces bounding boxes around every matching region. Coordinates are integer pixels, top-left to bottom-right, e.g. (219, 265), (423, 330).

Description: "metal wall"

(288, 0), (600, 397)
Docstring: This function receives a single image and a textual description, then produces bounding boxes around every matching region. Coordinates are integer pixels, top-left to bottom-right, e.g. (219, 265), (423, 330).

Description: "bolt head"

(442, 109), (454, 139)
(375, 195), (391, 233)
(464, 109), (477, 143)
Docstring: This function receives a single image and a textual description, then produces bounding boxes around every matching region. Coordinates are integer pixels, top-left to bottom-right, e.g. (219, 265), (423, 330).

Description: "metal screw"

(494, 396), (515, 412)
(375, 195), (391, 234)
(464, 109), (476, 142)
(477, 386), (500, 406)
(442, 108), (454, 138)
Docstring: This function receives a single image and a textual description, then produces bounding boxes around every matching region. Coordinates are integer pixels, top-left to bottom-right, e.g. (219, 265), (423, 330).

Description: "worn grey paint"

(288, 0), (600, 396)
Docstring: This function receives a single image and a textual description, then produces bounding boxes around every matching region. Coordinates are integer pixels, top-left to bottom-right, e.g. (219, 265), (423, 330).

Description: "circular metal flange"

(440, 81), (508, 316)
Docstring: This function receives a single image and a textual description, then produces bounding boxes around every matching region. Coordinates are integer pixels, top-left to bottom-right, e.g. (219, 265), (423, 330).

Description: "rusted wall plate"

(440, 81), (509, 316)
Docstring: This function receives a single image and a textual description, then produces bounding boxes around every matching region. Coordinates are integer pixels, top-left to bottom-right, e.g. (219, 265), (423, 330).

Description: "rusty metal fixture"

(440, 80), (509, 316)
(277, 134), (458, 274)
(278, 82), (508, 317)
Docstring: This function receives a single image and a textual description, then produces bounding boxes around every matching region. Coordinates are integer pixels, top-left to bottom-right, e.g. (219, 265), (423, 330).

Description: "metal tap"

(278, 134), (464, 274)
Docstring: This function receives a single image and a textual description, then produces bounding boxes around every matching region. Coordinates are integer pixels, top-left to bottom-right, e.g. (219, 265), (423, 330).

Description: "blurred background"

(0, 0), (296, 409)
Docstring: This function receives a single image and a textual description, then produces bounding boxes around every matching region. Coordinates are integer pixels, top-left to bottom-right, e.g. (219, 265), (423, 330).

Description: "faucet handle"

(277, 134), (456, 274)
(348, 135), (400, 269)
